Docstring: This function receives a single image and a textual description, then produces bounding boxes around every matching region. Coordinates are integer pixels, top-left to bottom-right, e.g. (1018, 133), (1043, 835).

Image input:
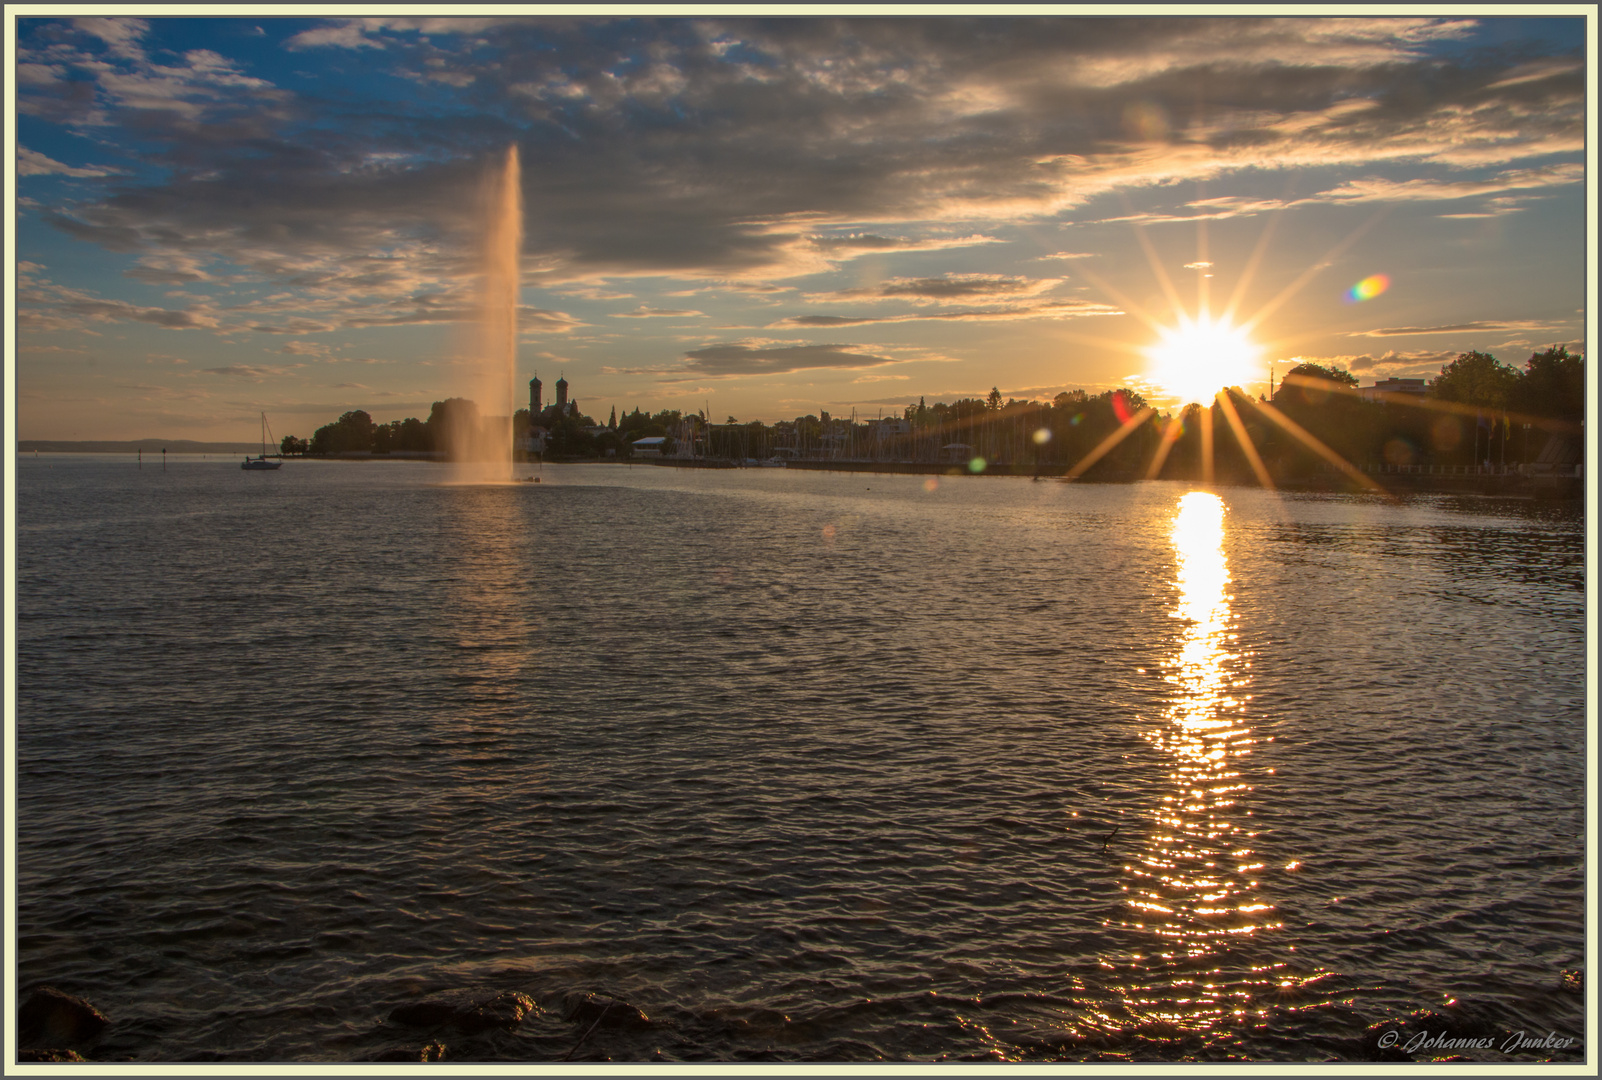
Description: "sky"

(8, 11), (1593, 441)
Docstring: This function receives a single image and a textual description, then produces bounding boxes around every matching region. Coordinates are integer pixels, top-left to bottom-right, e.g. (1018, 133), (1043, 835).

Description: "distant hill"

(18, 440), (262, 454)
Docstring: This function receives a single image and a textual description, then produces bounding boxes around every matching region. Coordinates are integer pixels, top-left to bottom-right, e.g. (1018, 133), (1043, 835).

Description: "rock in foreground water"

(565, 993), (650, 1030)
(18, 987), (109, 1048)
(366, 1042), (447, 1061)
(18, 1048), (87, 1062)
(388, 988), (536, 1033)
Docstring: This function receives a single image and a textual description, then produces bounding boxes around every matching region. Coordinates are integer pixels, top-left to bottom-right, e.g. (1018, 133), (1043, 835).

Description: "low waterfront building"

(1359, 377), (1427, 402)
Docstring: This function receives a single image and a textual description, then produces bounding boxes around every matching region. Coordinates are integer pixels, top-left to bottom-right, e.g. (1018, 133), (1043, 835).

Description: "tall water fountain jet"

(449, 145), (523, 482)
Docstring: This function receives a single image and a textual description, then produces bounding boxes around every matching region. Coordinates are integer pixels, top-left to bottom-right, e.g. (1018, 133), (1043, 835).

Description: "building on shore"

(523, 372), (586, 456)
(1358, 377), (1428, 402)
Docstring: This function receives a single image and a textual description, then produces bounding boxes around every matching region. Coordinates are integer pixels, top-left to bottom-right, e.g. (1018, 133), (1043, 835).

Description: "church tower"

(529, 374), (542, 417)
(556, 374), (569, 412)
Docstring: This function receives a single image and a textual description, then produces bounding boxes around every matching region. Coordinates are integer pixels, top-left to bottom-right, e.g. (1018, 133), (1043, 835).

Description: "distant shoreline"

(19, 440), (260, 454)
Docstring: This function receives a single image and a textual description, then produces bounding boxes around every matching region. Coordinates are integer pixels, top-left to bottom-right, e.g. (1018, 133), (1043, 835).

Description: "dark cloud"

(809, 233), (999, 257)
(681, 342), (900, 376)
(244, 319), (340, 335)
(770, 299), (1119, 327)
(13, 15), (1585, 343)
(612, 306), (706, 318)
(201, 364), (276, 379)
(857, 274), (1056, 303)
(813, 234), (910, 252)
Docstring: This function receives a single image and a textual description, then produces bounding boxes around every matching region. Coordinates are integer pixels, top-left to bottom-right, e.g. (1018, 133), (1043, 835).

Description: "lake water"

(11, 455), (1588, 1063)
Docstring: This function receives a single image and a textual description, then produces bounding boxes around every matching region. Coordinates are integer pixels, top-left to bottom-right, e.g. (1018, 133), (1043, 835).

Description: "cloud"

(243, 319), (340, 335)
(285, 17), (523, 51)
(1350, 319), (1557, 338)
(18, 18), (290, 140)
(18, 146), (120, 178)
(611, 306), (707, 318)
(123, 252), (213, 284)
(73, 16), (150, 60)
(19, 271), (221, 331)
(18, 16), (1581, 296)
(519, 309), (587, 333)
(10, 12), (1586, 410)
(1295, 349), (1458, 379)
(201, 365), (279, 380)
(808, 232), (1001, 258)
(770, 298), (1120, 328)
(19, 343), (88, 356)
(284, 23), (387, 51)
(681, 342), (901, 376)
(1484, 57), (1584, 90)
(556, 285), (636, 301)
(813, 273), (1063, 305)
(1307, 163), (1584, 208)
(1087, 197), (1290, 227)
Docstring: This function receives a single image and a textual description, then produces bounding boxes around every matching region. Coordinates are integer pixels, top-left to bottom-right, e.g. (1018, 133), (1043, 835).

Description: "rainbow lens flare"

(1346, 274), (1390, 303)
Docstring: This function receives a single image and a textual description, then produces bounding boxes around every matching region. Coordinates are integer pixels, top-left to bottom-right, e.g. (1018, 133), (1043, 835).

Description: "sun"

(1145, 314), (1261, 407)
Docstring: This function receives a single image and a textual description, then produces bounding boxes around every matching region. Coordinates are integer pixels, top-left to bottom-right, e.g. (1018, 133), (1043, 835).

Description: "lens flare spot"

(1431, 415), (1462, 451)
(821, 524), (837, 540)
(1033, 427), (1052, 445)
(1382, 437), (1417, 466)
(968, 456), (987, 474)
(1345, 273), (1390, 303)
(923, 476), (939, 492)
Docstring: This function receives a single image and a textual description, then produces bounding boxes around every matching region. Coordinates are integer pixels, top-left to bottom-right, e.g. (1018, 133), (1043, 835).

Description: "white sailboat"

(242, 413), (283, 470)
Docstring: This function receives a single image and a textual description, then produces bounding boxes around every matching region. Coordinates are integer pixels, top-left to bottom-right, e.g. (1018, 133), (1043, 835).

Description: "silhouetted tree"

(310, 409), (375, 455)
(1431, 351), (1519, 410)
(1513, 345), (1584, 422)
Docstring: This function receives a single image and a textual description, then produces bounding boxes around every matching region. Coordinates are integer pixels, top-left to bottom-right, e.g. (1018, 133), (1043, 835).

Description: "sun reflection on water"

(1103, 490), (1286, 1041)
(442, 486), (531, 717)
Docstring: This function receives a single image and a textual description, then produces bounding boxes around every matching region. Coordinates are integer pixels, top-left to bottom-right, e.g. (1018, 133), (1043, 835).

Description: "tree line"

(282, 345), (1581, 480)
(1246, 345), (1582, 481)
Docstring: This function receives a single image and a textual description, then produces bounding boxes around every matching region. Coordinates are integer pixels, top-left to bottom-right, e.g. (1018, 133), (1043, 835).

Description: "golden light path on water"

(1101, 491), (1284, 1042)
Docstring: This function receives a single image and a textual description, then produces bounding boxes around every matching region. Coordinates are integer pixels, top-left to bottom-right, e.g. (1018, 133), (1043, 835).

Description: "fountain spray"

(451, 145), (523, 481)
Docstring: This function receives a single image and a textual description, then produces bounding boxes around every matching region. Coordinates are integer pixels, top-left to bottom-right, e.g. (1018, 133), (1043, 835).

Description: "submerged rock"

(18, 1048), (87, 1062)
(18, 987), (109, 1048)
(367, 1042), (447, 1061)
(388, 988), (536, 1033)
(565, 993), (651, 1030)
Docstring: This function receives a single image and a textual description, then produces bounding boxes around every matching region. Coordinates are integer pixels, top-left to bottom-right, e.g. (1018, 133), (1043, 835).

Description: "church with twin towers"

(527, 372), (578, 425)
(523, 372), (614, 457)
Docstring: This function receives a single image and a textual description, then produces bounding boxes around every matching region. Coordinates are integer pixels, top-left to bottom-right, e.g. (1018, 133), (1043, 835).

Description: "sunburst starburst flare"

(1146, 316), (1261, 409)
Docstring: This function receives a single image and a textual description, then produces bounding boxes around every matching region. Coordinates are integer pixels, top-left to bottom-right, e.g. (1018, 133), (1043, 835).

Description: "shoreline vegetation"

(24, 349), (1583, 498)
(276, 349), (1589, 487)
